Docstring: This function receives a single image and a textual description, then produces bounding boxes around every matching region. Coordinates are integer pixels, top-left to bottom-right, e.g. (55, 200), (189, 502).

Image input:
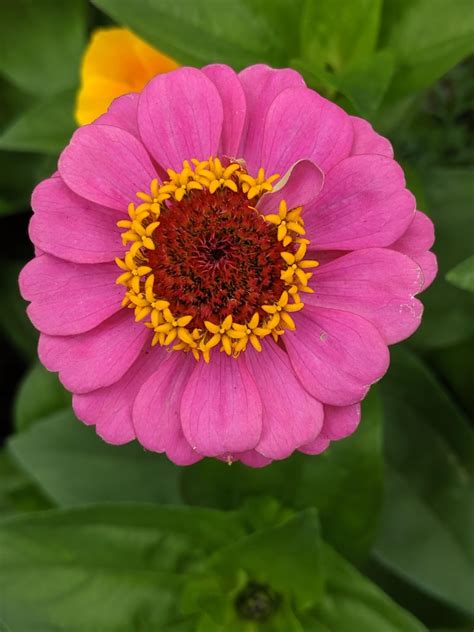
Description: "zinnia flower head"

(20, 65), (437, 467)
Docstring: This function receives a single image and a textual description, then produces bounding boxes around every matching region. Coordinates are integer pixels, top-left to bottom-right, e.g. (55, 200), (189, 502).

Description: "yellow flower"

(76, 27), (178, 125)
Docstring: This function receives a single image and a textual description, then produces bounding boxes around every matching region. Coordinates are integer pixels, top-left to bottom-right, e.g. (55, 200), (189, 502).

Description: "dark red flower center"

(147, 187), (286, 328)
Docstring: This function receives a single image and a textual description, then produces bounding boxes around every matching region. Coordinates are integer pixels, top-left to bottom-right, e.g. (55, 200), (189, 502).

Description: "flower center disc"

(115, 157), (318, 361)
(147, 188), (286, 328)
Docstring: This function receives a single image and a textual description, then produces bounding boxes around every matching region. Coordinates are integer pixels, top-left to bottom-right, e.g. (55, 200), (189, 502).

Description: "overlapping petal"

(261, 87), (354, 176)
(285, 307), (390, 406)
(245, 342), (324, 459)
(305, 155), (416, 249)
(257, 159), (324, 214)
(202, 64), (247, 157)
(38, 312), (149, 394)
(350, 116), (393, 158)
(304, 249), (424, 344)
(73, 348), (162, 445)
(138, 67), (223, 170)
(390, 211), (438, 289)
(59, 124), (156, 210)
(20, 255), (123, 336)
(180, 354), (262, 457)
(95, 92), (140, 138)
(30, 177), (123, 264)
(238, 65), (305, 173)
(133, 352), (201, 465)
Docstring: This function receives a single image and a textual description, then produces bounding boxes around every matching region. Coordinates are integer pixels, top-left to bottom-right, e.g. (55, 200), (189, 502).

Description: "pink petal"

(285, 307), (389, 406)
(20, 255), (123, 336)
(180, 354), (262, 457)
(299, 403), (361, 455)
(202, 64), (246, 157)
(299, 433), (330, 455)
(305, 248), (424, 344)
(245, 342), (324, 459)
(95, 92), (140, 138)
(305, 155), (416, 249)
(261, 86), (353, 176)
(238, 65), (305, 173)
(321, 403), (361, 440)
(58, 124), (156, 211)
(350, 116), (393, 158)
(390, 210), (437, 290)
(390, 210), (434, 254)
(38, 311), (150, 394)
(412, 250), (438, 290)
(138, 67), (223, 171)
(234, 450), (273, 468)
(257, 159), (324, 214)
(133, 352), (201, 465)
(73, 348), (163, 445)
(29, 177), (123, 264)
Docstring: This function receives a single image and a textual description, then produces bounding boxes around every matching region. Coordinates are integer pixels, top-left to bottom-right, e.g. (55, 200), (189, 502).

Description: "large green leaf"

(0, 151), (40, 215)
(428, 338), (474, 420)
(381, 0), (474, 98)
(0, 89), (77, 155)
(295, 389), (384, 561)
(13, 362), (71, 432)
(0, 261), (37, 360)
(0, 450), (50, 518)
(0, 0), (87, 95)
(181, 389), (384, 562)
(209, 509), (324, 612)
(92, 0), (302, 69)
(9, 410), (182, 506)
(0, 77), (31, 133)
(412, 167), (474, 348)
(300, 0), (382, 72)
(376, 348), (474, 616)
(0, 504), (243, 631)
(446, 254), (474, 293)
(0, 503), (428, 631)
(302, 546), (428, 632)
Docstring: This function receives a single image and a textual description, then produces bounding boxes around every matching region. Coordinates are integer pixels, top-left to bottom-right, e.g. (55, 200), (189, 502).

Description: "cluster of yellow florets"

(114, 157), (318, 361)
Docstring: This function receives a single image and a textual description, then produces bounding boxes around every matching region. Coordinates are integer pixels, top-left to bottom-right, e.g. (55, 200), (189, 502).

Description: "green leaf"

(376, 348), (474, 616)
(0, 451), (50, 518)
(0, 261), (37, 359)
(0, 151), (43, 215)
(446, 254), (474, 293)
(382, 0), (474, 98)
(0, 89), (77, 155)
(300, 0), (382, 72)
(0, 77), (31, 133)
(209, 509), (324, 612)
(0, 504), (244, 631)
(335, 50), (395, 118)
(303, 545), (428, 632)
(412, 167), (474, 348)
(92, 0), (302, 69)
(181, 389), (383, 562)
(13, 362), (71, 432)
(427, 338), (474, 420)
(0, 0), (86, 95)
(8, 410), (182, 506)
(295, 389), (384, 561)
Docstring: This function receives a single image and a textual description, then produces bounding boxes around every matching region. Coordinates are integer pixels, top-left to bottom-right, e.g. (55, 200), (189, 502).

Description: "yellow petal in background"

(76, 27), (179, 125)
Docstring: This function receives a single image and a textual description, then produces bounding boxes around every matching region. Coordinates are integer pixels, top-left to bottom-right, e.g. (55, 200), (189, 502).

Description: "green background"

(0, 1), (473, 630)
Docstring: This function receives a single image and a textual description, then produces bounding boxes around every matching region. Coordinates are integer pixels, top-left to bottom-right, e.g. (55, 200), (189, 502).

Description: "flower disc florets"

(115, 157), (318, 361)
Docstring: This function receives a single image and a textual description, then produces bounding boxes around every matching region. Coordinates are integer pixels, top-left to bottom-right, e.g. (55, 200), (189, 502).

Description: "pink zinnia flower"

(20, 65), (437, 467)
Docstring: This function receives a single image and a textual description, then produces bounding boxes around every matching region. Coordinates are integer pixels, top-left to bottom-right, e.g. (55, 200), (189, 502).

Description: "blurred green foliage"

(0, 0), (473, 630)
